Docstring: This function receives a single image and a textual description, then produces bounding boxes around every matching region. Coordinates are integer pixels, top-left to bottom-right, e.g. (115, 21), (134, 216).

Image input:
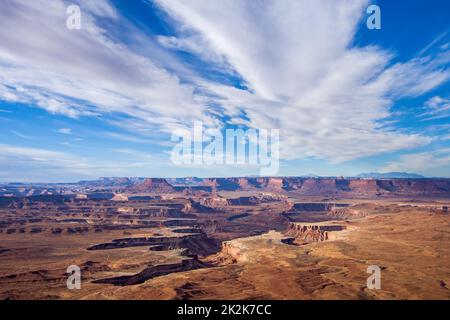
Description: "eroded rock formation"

(87, 230), (219, 256)
(193, 177), (450, 197)
(328, 206), (368, 219)
(127, 178), (175, 193)
(217, 241), (249, 263)
(198, 196), (230, 209)
(285, 223), (345, 244)
(182, 199), (215, 213)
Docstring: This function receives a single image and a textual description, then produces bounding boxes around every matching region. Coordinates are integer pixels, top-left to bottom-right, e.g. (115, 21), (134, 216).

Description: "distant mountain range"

(355, 172), (425, 179)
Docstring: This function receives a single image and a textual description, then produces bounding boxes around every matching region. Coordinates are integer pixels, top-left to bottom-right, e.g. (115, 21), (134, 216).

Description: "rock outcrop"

(328, 206), (368, 219)
(228, 193), (288, 206)
(285, 223), (345, 244)
(182, 199), (215, 214)
(282, 178), (450, 197)
(204, 177), (288, 192)
(87, 230), (219, 256)
(198, 196), (230, 209)
(219, 241), (249, 263)
(197, 177), (450, 197)
(111, 194), (129, 201)
(127, 178), (175, 193)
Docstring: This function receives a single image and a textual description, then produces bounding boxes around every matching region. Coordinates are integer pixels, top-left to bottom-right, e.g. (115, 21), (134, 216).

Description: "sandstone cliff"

(285, 223), (345, 244)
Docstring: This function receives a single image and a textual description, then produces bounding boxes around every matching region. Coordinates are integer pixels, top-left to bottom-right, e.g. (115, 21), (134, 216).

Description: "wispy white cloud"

(419, 96), (450, 121)
(157, 35), (229, 67)
(57, 128), (72, 135)
(382, 149), (450, 174)
(0, 0), (449, 173)
(155, 0), (448, 161)
(113, 148), (153, 160)
(11, 131), (35, 140)
(0, 0), (209, 127)
(417, 31), (448, 56)
(0, 144), (157, 182)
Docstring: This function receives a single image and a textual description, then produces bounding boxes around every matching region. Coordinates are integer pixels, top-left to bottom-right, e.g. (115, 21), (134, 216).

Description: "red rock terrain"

(127, 178), (175, 193)
(285, 222), (345, 244)
(200, 177), (450, 198)
(0, 176), (449, 300)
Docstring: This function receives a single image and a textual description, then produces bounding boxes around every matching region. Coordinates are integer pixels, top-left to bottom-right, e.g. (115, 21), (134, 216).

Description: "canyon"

(0, 177), (449, 300)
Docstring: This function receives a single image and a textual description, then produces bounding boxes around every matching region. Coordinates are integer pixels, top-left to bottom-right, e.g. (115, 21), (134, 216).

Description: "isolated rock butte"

(198, 196), (230, 208)
(328, 206), (368, 219)
(127, 178), (175, 193)
(204, 177), (287, 192)
(182, 199), (215, 213)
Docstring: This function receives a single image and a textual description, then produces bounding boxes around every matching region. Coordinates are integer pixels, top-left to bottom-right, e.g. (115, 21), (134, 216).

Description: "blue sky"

(0, 0), (449, 182)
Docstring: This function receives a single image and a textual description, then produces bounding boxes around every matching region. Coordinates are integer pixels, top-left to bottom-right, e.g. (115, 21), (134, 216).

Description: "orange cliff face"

(237, 178), (250, 189)
(268, 177), (450, 198)
(266, 178), (285, 191)
(107, 176), (450, 197)
(347, 179), (382, 196)
(293, 178), (339, 194)
(285, 222), (346, 244)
